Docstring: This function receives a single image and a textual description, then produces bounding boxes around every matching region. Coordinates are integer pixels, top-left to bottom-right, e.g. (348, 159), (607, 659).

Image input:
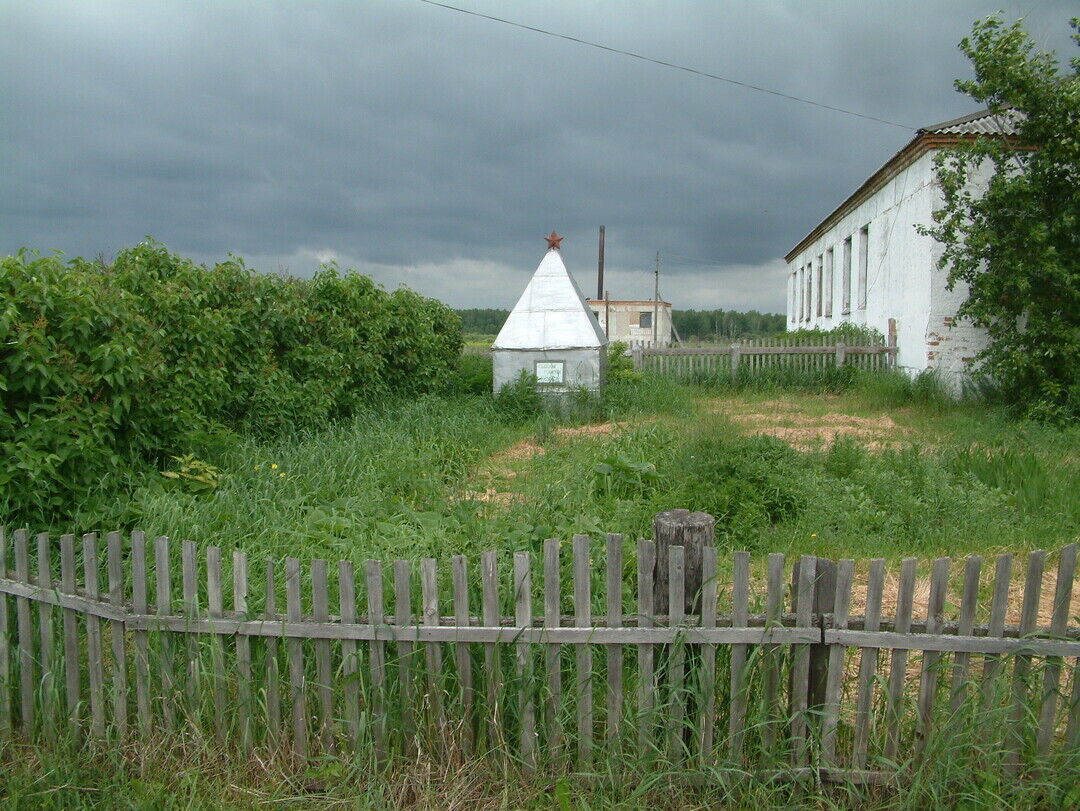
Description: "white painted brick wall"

(786, 150), (993, 390)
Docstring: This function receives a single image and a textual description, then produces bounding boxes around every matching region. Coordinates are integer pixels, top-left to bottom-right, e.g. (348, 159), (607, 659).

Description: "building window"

(805, 264), (812, 321)
(824, 248), (834, 317)
(841, 236), (852, 314)
(858, 225), (869, 310)
(790, 273), (797, 322)
(796, 266), (803, 321)
(815, 256), (823, 317)
(639, 311), (652, 329)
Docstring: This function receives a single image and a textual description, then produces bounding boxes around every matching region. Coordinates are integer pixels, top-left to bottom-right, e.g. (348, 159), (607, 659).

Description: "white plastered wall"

(492, 347), (604, 393)
(785, 150), (991, 388)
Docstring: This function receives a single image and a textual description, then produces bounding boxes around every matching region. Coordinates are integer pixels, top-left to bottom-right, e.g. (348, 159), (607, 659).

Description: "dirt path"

(706, 396), (912, 450)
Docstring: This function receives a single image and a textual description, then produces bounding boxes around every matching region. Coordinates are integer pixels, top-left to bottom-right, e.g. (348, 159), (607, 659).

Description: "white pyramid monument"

(492, 232), (608, 393)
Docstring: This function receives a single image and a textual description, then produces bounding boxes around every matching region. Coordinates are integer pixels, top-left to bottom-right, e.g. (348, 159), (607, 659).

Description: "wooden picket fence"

(632, 332), (897, 380)
(0, 526), (1077, 784)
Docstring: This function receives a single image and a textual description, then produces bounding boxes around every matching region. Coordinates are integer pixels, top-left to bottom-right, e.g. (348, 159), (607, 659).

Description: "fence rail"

(0, 526), (1076, 784)
(632, 332), (898, 379)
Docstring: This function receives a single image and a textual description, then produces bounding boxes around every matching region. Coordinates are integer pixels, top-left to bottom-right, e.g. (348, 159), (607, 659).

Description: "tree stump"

(652, 509), (715, 618)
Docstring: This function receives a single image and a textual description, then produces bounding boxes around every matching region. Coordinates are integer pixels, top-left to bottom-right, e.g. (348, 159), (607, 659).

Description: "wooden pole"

(653, 252), (660, 347)
(597, 225), (605, 300)
(652, 510), (715, 617)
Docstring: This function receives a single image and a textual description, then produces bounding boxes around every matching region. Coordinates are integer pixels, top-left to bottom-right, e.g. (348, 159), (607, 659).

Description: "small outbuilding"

(492, 232), (608, 393)
(585, 297), (673, 348)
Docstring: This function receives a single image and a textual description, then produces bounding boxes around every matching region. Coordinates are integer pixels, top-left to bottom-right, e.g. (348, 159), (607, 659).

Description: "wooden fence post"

(887, 318), (897, 368)
(652, 510), (715, 616)
(631, 344), (643, 371)
(835, 342), (846, 367)
(730, 344), (740, 382)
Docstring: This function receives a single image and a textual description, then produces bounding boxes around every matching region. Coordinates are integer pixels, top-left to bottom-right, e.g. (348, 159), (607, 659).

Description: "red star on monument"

(545, 231), (564, 250)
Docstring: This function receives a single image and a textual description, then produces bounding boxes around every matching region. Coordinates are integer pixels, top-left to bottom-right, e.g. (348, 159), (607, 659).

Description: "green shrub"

(0, 242), (462, 525)
(605, 341), (642, 385)
(493, 371), (543, 423)
(592, 453), (659, 499)
(449, 352), (493, 396)
(665, 433), (805, 543)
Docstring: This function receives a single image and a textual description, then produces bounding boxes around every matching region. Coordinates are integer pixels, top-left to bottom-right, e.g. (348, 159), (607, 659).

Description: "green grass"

(9, 369), (1080, 808)
(74, 370), (1077, 572)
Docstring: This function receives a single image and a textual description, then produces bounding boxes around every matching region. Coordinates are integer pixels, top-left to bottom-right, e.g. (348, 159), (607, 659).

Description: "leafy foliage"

(0, 242), (462, 524)
(920, 15), (1080, 419)
(454, 308), (509, 335)
(447, 351), (494, 396)
(160, 455), (223, 494)
(492, 371), (543, 423)
(673, 309), (786, 340)
(604, 341), (642, 385)
(456, 308), (788, 343)
(667, 434), (804, 543)
(592, 452), (658, 499)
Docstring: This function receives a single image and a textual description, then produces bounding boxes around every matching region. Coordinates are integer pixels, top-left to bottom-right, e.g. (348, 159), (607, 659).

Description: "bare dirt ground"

(458, 421), (628, 508)
(844, 566), (1080, 628)
(707, 397), (912, 451)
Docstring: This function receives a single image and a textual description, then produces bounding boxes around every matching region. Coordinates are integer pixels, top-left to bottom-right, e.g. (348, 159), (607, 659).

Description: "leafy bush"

(665, 433), (805, 543)
(919, 15), (1080, 420)
(782, 323), (884, 344)
(160, 455), (223, 495)
(605, 341), (642, 385)
(449, 352), (494, 396)
(493, 371), (543, 423)
(593, 453), (659, 499)
(0, 242), (462, 525)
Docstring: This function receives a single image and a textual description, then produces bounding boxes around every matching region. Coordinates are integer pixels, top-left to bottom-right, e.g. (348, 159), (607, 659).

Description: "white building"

(585, 298), (673, 348)
(785, 108), (1016, 386)
(492, 233), (607, 393)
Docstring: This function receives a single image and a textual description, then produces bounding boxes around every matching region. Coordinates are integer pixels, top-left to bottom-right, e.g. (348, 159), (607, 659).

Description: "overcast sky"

(2, 1), (1075, 312)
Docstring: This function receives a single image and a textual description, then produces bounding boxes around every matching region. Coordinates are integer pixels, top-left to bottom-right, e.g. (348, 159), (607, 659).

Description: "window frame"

(824, 248), (834, 318)
(841, 236), (852, 314)
(858, 225), (869, 310)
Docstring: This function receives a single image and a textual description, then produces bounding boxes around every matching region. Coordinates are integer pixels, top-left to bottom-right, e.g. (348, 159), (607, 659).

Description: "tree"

(921, 15), (1080, 417)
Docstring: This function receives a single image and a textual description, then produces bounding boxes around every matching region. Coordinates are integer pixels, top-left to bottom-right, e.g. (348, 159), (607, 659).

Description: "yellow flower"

(279, 473), (286, 478)
(271, 463), (279, 470)
(810, 533), (817, 537)
(254, 465), (260, 471)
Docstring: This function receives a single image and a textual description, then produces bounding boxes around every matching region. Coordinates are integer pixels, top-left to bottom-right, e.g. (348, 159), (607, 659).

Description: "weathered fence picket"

(36, 533), (56, 745)
(0, 527), (1076, 786)
(632, 333), (897, 379)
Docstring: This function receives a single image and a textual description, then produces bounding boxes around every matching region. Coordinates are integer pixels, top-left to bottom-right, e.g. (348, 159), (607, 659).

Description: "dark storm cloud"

(2, 1), (1075, 310)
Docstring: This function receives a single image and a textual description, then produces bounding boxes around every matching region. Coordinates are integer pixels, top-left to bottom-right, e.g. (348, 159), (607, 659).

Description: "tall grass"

(5, 369), (1080, 806)
(1, 613), (1076, 809)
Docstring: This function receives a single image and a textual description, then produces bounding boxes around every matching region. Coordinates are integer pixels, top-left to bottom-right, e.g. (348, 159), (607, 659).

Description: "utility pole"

(653, 251), (660, 346)
(596, 225), (605, 300)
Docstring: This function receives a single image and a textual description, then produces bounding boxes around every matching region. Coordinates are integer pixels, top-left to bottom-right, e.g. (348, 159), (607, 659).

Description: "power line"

(417, 0), (916, 131)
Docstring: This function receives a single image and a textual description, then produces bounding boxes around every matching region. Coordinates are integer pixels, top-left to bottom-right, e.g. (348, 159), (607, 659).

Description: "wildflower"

(279, 473), (286, 478)
(254, 465), (261, 471)
(810, 533), (817, 537)
(271, 463), (279, 470)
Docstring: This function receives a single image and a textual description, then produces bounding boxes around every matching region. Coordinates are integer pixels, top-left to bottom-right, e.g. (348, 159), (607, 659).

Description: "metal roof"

(493, 249), (608, 350)
(785, 107), (1022, 261)
(920, 107), (1020, 135)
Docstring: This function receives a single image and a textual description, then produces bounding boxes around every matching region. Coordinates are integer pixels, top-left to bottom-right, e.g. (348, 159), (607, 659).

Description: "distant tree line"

(456, 307), (786, 340)
(672, 309), (786, 340)
(456, 308), (509, 335)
